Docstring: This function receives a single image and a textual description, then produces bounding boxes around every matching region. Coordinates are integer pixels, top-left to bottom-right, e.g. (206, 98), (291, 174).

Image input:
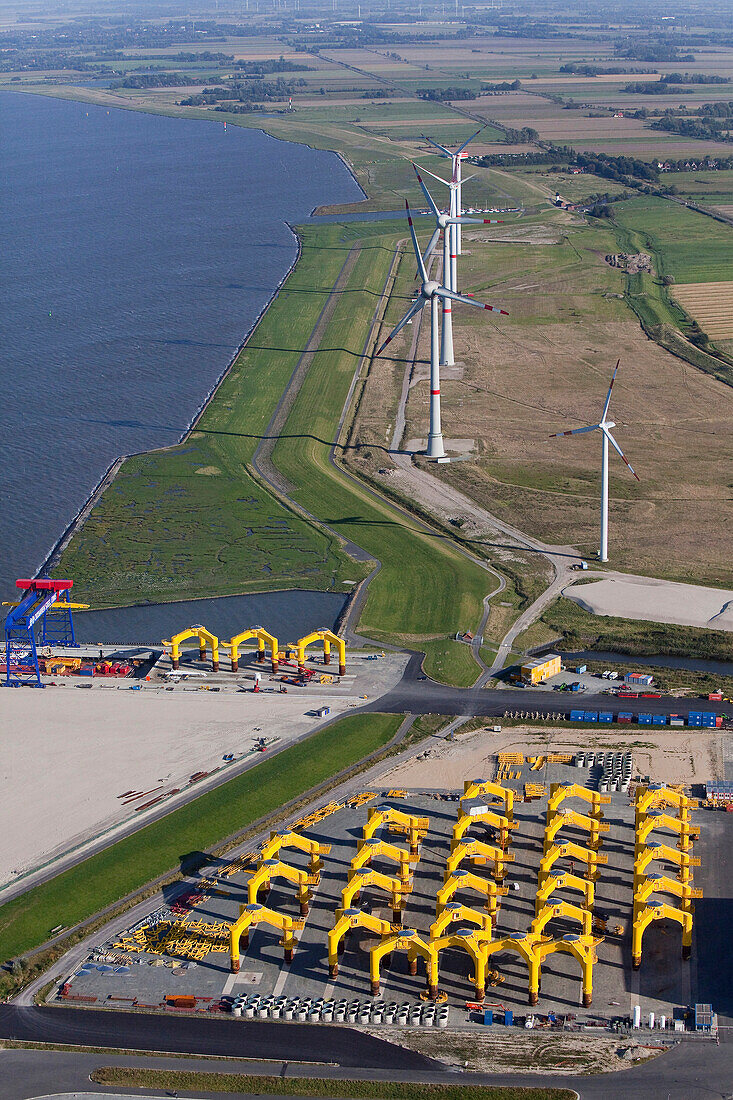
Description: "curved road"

(1, 1018), (732, 1100)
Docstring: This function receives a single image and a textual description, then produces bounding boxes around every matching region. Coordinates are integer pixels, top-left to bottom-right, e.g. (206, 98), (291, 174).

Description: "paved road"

(0, 1005), (436, 1070)
(3, 1033), (733, 1100)
(366, 654), (733, 720)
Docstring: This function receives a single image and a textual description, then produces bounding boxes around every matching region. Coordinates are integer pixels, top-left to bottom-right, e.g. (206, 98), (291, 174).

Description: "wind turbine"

(376, 201), (507, 460)
(550, 361), (639, 563)
(422, 125), (485, 257)
(414, 162), (473, 295)
(413, 163), (502, 368)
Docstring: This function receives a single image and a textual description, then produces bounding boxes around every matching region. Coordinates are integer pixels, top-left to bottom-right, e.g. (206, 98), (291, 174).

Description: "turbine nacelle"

(421, 280), (441, 299)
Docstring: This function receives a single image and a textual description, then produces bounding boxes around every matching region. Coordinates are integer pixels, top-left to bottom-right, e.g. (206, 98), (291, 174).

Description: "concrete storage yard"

(0, 650), (408, 892)
(59, 754), (729, 1032)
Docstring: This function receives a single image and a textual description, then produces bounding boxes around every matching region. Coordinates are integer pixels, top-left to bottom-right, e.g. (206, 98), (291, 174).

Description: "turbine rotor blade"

(549, 424), (600, 438)
(412, 163), (440, 218)
(456, 125), (486, 154)
(424, 226), (441, 267)
(375, 297), (425, 356)
(447, 216), (503, 225)
(603, 425), (639, 480)
(438, 286), (508, 315)
(405, 199), (428, 285)
(601, 358), (621, 422)
(422, 135), (452, 156)
(418, 164), (454, 191)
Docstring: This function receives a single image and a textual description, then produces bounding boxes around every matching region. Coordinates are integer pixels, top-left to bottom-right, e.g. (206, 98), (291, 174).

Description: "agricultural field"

(670, 281), (733, 341)
(670, 169), (733, 213)
(357, 205), (733, 587)
(470, 90), (733, 160)
(614, 195), (733, 284)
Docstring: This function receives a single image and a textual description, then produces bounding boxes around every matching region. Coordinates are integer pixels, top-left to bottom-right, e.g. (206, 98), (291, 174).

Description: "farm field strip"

(670, 281), (733, 338)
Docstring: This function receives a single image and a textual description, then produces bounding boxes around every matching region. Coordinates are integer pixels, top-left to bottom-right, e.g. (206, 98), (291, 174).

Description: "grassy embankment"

(515, 596), (733, 663)
(267, 227), (489, 682)
(612, 194), (733, 386)
(58, 218), (490, 682)
(0, 712), (401, 977)
(55, 223), (371, 607)
(90, 1068), (573, 1100)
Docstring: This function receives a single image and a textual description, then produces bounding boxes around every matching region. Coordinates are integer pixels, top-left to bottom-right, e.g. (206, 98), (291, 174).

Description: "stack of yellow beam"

(113, 919), (230, 961)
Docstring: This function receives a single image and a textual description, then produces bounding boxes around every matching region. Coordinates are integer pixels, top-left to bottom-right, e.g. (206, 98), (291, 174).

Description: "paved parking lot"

(62, 758), (726, 1027)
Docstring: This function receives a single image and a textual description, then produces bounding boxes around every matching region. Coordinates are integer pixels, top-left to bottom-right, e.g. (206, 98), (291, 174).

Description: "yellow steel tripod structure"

(445, 839), (515, 881)
(229, 903), (304, 972)
(327, 908), (399, 977)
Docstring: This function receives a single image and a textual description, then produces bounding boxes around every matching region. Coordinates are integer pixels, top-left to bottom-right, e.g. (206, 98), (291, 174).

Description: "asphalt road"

(367, 654), (733, 720)
(3, 1034), (733, 1100)
(0, 1005), (436, 1069)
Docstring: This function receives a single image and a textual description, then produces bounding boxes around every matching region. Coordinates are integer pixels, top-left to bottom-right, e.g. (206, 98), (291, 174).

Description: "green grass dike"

(0, 713), (401, 969)
(90, 1068), (574, 1100)
(54, 222), (373, 608)
(55, 217), (488, 682)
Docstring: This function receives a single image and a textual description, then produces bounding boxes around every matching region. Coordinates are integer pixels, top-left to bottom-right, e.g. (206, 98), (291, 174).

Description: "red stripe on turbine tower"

(431, 389), (440, 395)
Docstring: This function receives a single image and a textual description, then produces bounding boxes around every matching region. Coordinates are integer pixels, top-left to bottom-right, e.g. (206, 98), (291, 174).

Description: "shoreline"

(31, 102), (369, 598)
(40, 225), (303, 583)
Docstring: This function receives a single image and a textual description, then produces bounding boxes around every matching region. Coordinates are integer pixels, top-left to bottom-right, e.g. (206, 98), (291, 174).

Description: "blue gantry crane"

(3, 578), (87, 687)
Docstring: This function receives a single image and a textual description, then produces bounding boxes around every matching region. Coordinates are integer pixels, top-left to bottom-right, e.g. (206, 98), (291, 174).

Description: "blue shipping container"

(688, 716), (702, 727)
(504, 1009), (513, 1026)
(583, 712), (598, 722)
(652, 714), (667, 726)
(638, 713), (653, 725)
(483, 1009), (493, 1025)
(570, 709), (585, 721)
(599, 712), (613, 723)
(702, 717), (716, 727)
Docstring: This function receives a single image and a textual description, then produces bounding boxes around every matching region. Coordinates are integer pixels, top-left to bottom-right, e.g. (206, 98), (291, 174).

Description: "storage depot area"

(56, 756), (731, 1033)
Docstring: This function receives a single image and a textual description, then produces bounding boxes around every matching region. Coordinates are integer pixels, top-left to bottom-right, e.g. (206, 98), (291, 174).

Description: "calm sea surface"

(0, 92), (363, 622)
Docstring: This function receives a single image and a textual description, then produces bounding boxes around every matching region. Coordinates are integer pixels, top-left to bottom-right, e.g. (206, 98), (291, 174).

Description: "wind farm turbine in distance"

(550, 361), (639, 563)
(415, 162), (471, 296)
(412, 163), (502, 369)
(422, 126), (486, 259)
(376, 201), (507, 461)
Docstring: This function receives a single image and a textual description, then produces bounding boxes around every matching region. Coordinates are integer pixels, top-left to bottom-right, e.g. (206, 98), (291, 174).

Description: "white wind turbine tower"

(423, 126), (485, 258)
(413, 162), (503, 368)
(550, 361), (639, 563)
(414, 162), (471, 297)
(376, 201), (507, 460)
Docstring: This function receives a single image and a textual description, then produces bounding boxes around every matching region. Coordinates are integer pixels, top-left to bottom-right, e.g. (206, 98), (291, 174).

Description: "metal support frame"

(41, 592), (79, 647)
